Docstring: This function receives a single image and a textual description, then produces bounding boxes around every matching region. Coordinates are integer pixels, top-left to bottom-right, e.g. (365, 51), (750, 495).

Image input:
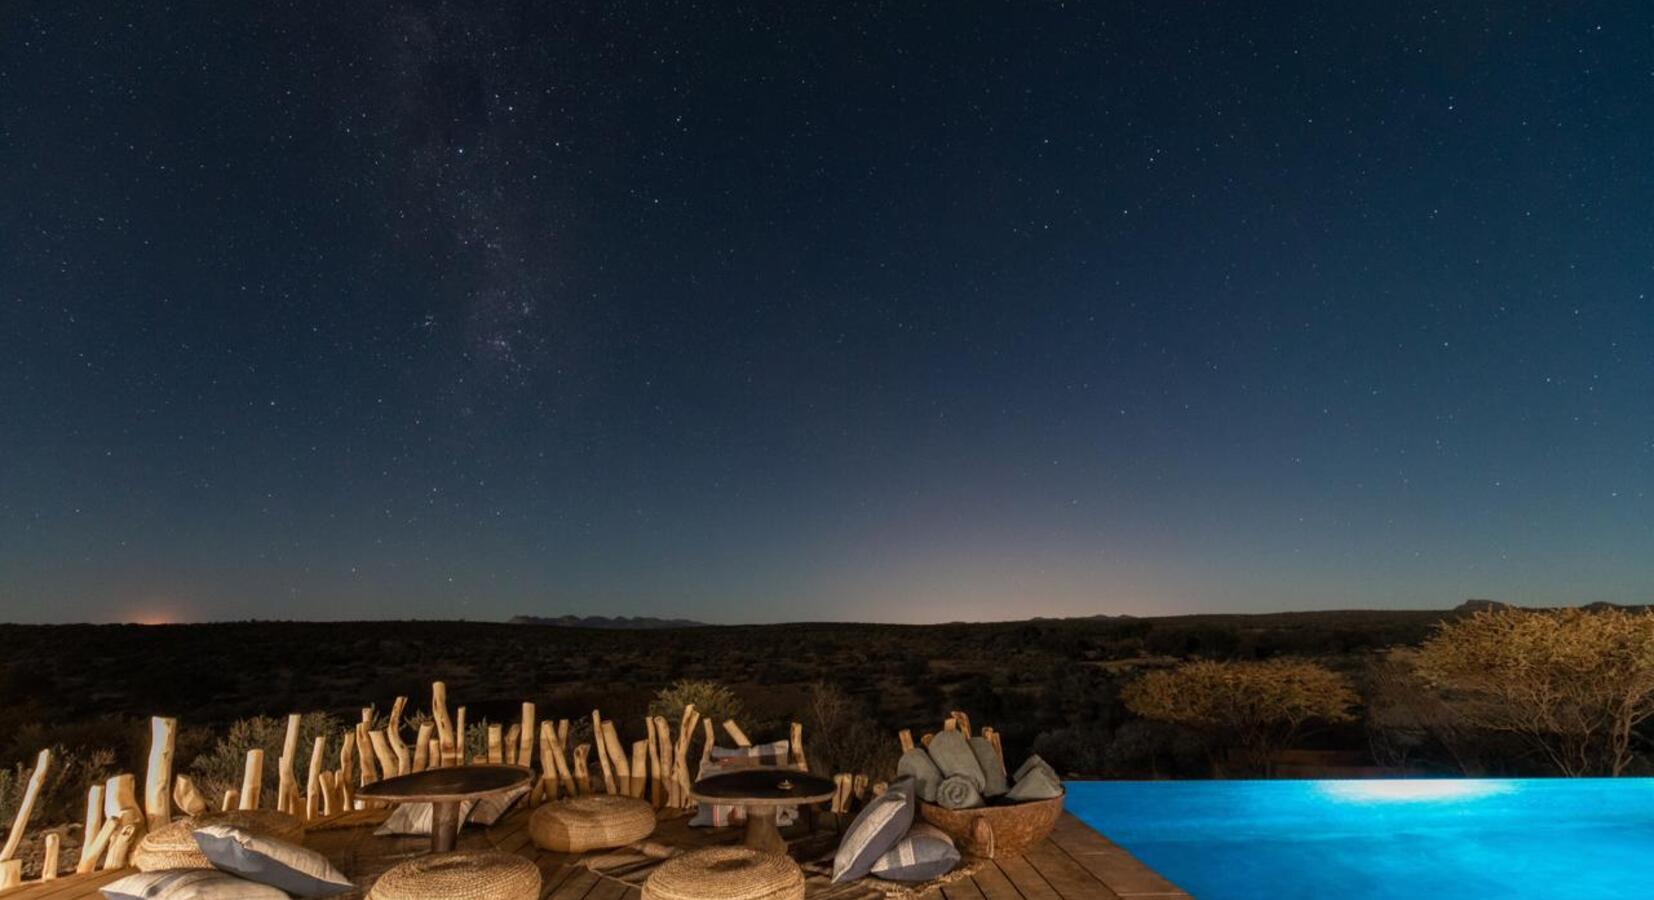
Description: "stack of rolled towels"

(896, 731), (1063, 810)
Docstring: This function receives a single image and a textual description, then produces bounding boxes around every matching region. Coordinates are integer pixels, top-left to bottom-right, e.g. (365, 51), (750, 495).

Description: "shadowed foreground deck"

(9, 807), (1186, 900)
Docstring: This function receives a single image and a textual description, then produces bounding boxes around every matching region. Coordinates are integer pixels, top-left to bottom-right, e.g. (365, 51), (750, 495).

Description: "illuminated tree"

(1413, 607), (1654, 776)
(1121, 658), (1358, 775)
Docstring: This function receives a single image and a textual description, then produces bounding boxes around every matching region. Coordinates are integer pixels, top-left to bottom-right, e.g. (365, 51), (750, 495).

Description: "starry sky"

(2, 2), (1650, 625)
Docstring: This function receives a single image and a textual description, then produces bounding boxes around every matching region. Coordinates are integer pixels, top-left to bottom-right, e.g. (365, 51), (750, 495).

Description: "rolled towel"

(936, 774), (984, 810)
(1013, 753), (1057, 783)
(969, 737), (1007, 797)
(1006, 765), (1063, 802)
(926, 730), (986, 792)
(897, 748), (944, 803)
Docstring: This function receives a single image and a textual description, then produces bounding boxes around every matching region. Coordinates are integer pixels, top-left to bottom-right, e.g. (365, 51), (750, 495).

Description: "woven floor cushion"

(643, 847), (805, 900)
(368, 849), (539, 900)
(529, 794), (656, 853)
(132, 809), (305, 872)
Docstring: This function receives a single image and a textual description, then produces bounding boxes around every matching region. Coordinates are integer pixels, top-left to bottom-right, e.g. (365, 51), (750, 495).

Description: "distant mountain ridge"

(509, 614), (707, 629)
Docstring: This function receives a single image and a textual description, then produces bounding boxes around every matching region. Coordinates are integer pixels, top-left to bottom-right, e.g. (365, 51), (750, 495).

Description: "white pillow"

(101, 869), (290, 900)
(193, 824), (353, 898)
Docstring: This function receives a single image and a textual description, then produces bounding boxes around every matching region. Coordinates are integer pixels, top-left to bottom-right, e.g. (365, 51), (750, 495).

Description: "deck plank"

(995, 855), (1065, 900)
(1046, 816), (1187, 897)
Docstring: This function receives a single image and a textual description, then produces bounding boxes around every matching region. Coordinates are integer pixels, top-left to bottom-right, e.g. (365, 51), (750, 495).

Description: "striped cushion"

(831, 776), (916, 884)
(871, 823), (961, 882)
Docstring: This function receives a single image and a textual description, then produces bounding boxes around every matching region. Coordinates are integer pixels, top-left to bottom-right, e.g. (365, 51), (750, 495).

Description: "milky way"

(0, 2), (1650, 623)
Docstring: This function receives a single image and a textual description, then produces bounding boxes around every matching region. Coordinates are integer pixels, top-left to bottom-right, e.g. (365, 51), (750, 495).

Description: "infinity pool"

(1067, 779), (1654, 899)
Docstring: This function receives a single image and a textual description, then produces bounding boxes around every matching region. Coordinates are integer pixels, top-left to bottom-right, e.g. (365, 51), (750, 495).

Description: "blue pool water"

(1067, 779), (1654, 899)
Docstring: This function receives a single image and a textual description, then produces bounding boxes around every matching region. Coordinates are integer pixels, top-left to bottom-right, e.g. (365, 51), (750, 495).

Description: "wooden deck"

(8, 807), (1186, 900)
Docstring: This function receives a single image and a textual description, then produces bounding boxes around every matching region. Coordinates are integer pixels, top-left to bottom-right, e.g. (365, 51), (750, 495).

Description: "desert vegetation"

(3, 602), (1654, 831)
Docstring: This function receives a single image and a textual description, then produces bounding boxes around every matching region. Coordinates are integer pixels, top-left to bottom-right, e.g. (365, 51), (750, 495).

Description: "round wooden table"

(690, 769), (837, 855)
(356, 765), (532, 853)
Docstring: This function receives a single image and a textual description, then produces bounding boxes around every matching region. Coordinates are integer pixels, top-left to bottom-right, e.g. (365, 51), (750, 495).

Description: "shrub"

(1414, 607), (1654, 776)
(804, 681), (897, 780)
(0, 745), (117, 828)
(189, 712), (343, 803)
(1122, 658), (1358, 775)
(647, 680), (743, 731)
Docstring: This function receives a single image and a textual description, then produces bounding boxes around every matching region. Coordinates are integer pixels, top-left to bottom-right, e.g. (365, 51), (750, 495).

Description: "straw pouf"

(642, 847), (805, 900)
(369, 849), (540, 900)
(529, 794), (656, 853)
(133, 809), (305, 872)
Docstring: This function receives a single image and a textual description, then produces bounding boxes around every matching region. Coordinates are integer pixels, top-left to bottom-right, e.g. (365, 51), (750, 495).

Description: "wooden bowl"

(917, 792), (1064, 859)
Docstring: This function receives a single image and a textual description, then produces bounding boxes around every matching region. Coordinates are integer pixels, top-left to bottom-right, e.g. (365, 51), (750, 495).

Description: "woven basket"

(369, 849), (540, 900)
(917, 792), (1064, 859)
(642, 847), (805, 900)
(132, 809), (306, 872)
(529, 794), (656, 853)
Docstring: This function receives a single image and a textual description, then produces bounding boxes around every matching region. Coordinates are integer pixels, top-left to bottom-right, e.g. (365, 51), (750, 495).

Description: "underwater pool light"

(1316, 779), (1517, 803)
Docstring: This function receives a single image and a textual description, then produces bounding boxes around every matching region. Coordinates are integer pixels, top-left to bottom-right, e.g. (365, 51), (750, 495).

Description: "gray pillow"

(871, 823), (961, 882)
(1006, 765), (1063, 802)
(1013, 753), (1058, 782)
(831, 776), (916, 884)
(193, 824), (353, 898)
(101, 869), (290, 900)
(896, 748), (943, 802)
(925, 731), (985, 791)
(969, 737), (1007, 797)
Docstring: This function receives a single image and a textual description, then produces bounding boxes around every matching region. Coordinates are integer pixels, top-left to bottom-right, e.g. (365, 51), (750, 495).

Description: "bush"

(804, 681), (897, 780)
(189, 712), (343, 804)
(0, 745), (117, 828)
(647, 680), (744, 732)
(1122, 658), (1358, 775)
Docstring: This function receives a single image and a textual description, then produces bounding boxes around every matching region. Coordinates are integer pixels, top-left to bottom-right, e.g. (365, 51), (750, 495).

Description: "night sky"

(2, 3), (1650, 625)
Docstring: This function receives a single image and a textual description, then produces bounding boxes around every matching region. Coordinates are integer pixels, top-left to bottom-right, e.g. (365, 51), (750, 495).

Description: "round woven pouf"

(132, 809), (305, 872)
(529, 794), (656, 853)
(369, 849), (540, 900)
(642, 847), (805, 900)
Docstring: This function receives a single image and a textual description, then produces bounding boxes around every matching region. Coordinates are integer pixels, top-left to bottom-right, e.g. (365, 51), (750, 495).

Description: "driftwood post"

(338, 731), (357, 810)
(42, 832), (61, 880)
(590, 712), (616, 794)
(572, 744), (592, 795)
(78, 785), (104, 870)
(143, 718), (176, 830)
(368, 730), (397, 780)
(432, 681), (456, 767)
(542, 721), (577, 797)
(220, 790), (238, 812)
(239, 749), (264, 810)
(276, 714), (301, 815)
(518, 703), (535, 772)
(387, 697), (410, 776)
(0, 748), (49, 863)
(487, 724), (504, 764)
(0, 860), (19, 891)
(601, 721), (631, 793)
(628, 740), (648, 798)
(790, 722), (807, 772)
(898, 730), (915, 753)
(455, 707), (467, 764)
(412, 723), (434, 773)
(318, 772), (336, 817)
(102, 773), (144, 869)
(305, 735), (326, 821)
(644, 718), (665, 807)
(355, 723), (379, 786)
(722, 720), (752, 748)
(173, 775), (208, 817)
